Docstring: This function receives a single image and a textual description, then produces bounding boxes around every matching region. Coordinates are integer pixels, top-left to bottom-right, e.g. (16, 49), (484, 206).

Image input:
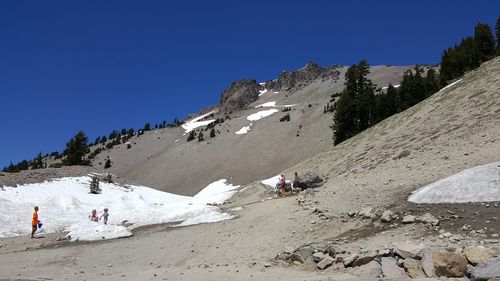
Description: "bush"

(279, 114), (290, 122)
(198, 131), (204, 142)
(210, 128), (216, 138)
(89, 177), (101, 194)
(187, 131), (196, 142)
(104, 159), (112, 169)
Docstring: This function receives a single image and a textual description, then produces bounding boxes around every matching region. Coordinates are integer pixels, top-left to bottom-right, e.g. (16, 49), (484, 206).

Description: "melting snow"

(408, 162), (500, 204)
(235, 124), (252, 135)
(259, 89), (268, 96)
(261, 175), (291, 188)
(255, 101), (276, 108)
(247, 109), (279, 121)
(381, 84), (401, 90)
(181, 111), (216, 133)
(440, 79), (462, 92)
(0, 177), (239, 241)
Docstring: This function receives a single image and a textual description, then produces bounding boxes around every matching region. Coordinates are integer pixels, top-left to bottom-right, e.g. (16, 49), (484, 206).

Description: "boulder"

(417, 213), (440, 226)
(289, 253), (304, 263)
(344, 253), (359, 267)
(381, 210), (394, 223)
(283, 245), (297, 254)
(317, 256), (335, 270)
(358, 207), (376, 219)
(432, 252), (468, 277)
(402, 215), (416, 224)
(464, 246), (496, 265)
(297, 172), (323, 189)
(297, 246), (314, 262)
(350, 260), (382, 278)
(470, 256), (500, 281)
(394, 242), (425, 259)
(312, 252), (325, 263)
(403, 258), (426, 278)
(352, 251), (378, 267)
(421, 249), (435, 277)
(381, 257), (407, 279)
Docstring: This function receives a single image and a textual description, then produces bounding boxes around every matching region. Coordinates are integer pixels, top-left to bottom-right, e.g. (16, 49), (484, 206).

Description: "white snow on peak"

(259, 82), (266, 86)
(258, 88), (268, 96)
(181, 111), (216, 133)
(246, 109), (279, 121)
(255, 101), (277, 108)
(235, 123), (252, 135)
(0, 176), (239, 241)
(408, 162), (500, 204)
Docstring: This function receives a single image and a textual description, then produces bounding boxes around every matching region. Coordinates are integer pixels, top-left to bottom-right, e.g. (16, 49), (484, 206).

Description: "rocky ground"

(0, 58), (499, 280)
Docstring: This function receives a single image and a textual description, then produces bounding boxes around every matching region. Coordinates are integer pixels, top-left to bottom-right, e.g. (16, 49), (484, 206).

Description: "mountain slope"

(90, 64), (415, 195)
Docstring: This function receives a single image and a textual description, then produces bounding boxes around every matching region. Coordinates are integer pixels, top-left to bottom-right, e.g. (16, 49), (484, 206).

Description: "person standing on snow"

(31, 206), (39, 238)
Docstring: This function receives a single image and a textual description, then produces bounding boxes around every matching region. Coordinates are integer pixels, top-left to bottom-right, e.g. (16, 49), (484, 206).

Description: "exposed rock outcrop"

(219, 79), (262, 112)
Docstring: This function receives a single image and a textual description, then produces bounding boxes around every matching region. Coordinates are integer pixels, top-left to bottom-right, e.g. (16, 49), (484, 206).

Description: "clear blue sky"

(1, 0), (499, 167)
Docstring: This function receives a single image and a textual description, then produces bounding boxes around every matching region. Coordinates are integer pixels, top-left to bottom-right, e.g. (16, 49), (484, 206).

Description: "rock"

(394, 242), (425, 259)
(403, 258), (426, 278)
(312, 252), (325, 262)
(402, 215), (416, 224)
(432, 252), (468, 278)
(421, 249), (435, 277)
(325, 245), (345, 257)
(344, 253), (359, 267)
(289, 253), (304, 263)
(359, 207), (376, 219)
(303, 256), (318, 271)
(283, 245), (297, 254)
(417, 213), (440, 226)
(381, 210), (394, 223)
(378, 248), (392, 257)
(350, 260), (382, 278)
(470, 256), (500, 281)
(352, 252), (378, 267)
(464, 246), (496, 265)
(297, 172), (323, 189)
(347, 211), (356, 217)
(297, 246), (315, 261)
(317, 256), (335, 270)
(381, 257), (407, 279)
(331, 262), (345, 271)
(219, 79), (261, 112)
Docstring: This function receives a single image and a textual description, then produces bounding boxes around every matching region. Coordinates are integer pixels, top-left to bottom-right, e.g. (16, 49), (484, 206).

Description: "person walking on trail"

(31, 206), (39, 238)
(89, 209), (98, 222)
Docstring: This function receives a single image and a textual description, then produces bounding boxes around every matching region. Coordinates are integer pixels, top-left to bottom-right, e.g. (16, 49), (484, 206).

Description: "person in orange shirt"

(31, 206), (39, 238)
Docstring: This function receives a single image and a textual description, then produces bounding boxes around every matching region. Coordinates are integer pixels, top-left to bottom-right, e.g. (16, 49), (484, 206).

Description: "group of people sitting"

(275, 172), (302, 196)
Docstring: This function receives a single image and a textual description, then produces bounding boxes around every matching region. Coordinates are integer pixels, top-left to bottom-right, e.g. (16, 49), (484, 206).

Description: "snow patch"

(0, 177), (239, 241)
(255, 101), (276, 108)
(440, 79), (462, 92)
(408, 162), (500, 204)
(247, 109), (279, 121)
(258, 89), (268, 96)
(235, 124), (252, 135)
(381, 84), (401, 90)
(181, 111), (216, 133)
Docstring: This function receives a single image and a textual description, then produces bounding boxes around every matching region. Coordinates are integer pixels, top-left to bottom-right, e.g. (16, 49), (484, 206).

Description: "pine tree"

(187, 131), (196, 142)
(89, 177), (101, 194)
(144, 123), (151, 131)
(425, 68), (439, 97)
(198, 131), (204, 142)
(104, 159), (111, 169)
(210, 127), (216, 138)
(332, 60), (376, 145)
(474, 23), (495, 63)
(32, 153), (44, 169)
(100, 136), (107, 144)
(94, 136), (101, 146)
(63, 131), (89, 165)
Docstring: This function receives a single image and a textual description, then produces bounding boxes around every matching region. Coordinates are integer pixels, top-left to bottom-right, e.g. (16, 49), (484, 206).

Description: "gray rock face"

(296, 172), (323, 190)
(297, 246), (314, 262)
(350, 260), (382, 278)
(470, 256), (500, 281)
(265, 62), (341, 93)
(381, 257), (407, 279)
(219, 79), (261, 112)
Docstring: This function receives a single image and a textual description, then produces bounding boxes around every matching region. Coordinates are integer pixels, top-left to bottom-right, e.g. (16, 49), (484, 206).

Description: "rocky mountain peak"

(219, 79), (262, 112)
